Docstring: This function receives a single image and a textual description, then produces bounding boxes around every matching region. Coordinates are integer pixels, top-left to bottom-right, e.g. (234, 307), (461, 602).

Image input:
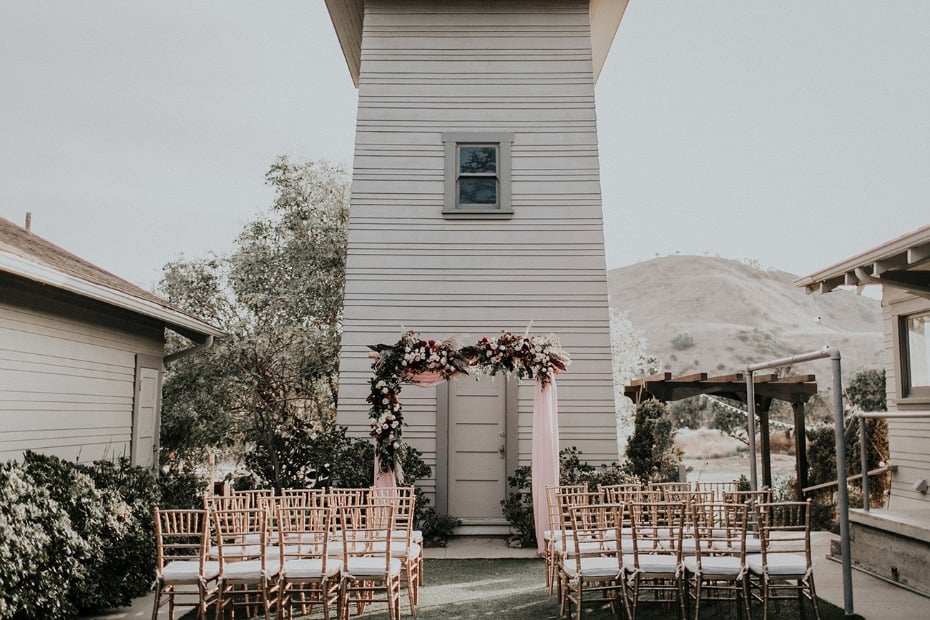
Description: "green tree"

(624, 399), (682, 483)
(158, 157), (349, 491)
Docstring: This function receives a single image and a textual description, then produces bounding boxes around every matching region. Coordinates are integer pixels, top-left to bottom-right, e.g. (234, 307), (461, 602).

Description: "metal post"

(860, 415), (869, 511)
(745, 372), (758, 491)
(831, 350), (854, 616)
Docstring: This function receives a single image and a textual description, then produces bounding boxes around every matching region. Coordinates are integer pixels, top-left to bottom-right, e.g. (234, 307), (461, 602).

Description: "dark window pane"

(907, 312), (930, 388)
(459, 146), (497, 173)
(458, 178), (497, 205)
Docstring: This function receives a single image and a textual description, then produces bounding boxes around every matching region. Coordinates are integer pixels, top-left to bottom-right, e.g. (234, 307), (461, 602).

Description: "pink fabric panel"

(373, 454), (397, 488)
(407, 371), (449, 387)
(532, 379), (560, 555)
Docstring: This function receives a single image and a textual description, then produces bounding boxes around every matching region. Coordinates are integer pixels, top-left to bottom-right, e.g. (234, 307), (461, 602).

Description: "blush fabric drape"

(531, 379), (560, 555)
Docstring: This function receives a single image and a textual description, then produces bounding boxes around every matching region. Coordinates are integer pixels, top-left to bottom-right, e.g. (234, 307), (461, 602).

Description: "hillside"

(607, 256), (883, 378)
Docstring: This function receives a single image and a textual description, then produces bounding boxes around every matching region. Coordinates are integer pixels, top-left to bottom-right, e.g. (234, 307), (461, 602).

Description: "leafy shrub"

(501, 465), (536, 548)
(671, 332), (695, 350)
(501, 447), (635, 548)
(418, 507), (461, 546)
(0, 461), (87, 620)
(624, 399), (683, 483)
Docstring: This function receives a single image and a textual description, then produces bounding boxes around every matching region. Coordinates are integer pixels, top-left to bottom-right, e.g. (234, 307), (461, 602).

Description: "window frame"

(898, 309), (930, 401)
(442, 131), (513, 219)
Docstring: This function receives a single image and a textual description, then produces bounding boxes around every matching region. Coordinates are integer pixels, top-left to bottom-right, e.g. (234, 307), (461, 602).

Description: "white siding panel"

(0, 291), (163, 465)
(882, 290), (930, 509)
(338, 0), (616, 505)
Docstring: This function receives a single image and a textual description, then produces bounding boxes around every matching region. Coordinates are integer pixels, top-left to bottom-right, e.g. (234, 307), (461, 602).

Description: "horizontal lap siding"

(882, 289), (930, 509)
(337, 0), (616, 498)
(0, 288), (163, 464)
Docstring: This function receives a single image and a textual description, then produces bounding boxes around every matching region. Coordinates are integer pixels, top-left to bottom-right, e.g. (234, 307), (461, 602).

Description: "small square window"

(902, 311), (930, 398)
(443, 132), (513, 219)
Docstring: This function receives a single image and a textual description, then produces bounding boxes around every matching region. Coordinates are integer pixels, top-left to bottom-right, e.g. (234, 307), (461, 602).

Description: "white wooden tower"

(327, 0), (627, 528)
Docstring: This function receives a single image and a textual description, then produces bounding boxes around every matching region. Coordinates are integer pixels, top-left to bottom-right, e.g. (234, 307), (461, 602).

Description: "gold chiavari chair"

(277, 504), (342, 620)
(695, 480), (740, 503)
(545, 484), (587, 593)
(554, 488), (600, 602)
(560, 502), (627, 620)
(213, 507), (280, 620)
(337, 503), (402, 620)
(370, 486), (421, 614)
(649, 482), (693, 504)
(682, 502), (751, 620)
(625, 501), (687, 620)
(747, 500), (821, 620)
(232, 488), (276, 509)
(281, 487), (327, 506)
(152, 508), (219, 620)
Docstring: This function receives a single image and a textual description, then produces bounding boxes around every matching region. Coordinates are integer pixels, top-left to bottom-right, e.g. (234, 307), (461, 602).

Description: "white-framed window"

(901, 310), (930, 399)
(442, 132), (513, 218)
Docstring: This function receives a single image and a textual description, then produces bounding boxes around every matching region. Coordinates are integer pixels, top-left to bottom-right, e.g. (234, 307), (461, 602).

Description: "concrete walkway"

(810, 531), (928, 620)
(89, 533), (926, 619)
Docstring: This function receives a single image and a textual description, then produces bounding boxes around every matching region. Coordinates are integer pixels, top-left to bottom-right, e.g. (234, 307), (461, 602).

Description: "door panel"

(448, 378), (507, 521)
(132, 357), (161, 468)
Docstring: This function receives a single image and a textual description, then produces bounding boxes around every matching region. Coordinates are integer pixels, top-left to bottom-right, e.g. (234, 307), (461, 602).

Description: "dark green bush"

(501, 447), (635, 548)
(624, 399), (683, 483)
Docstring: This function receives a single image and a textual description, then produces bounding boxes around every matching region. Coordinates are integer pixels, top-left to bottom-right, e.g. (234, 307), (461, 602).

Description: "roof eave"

(794, 224), (930, 295)
(1, 252), (225, 340)
(324, 0), (628, 88)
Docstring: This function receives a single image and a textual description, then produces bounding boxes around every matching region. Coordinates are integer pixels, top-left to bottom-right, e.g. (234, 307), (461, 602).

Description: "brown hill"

(607, 256), (883, 378)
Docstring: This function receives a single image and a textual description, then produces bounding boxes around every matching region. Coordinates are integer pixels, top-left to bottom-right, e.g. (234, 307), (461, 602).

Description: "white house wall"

(0, 283), (164, 464)
(882, 286), (930, 509)
(337, 0), (617, 497)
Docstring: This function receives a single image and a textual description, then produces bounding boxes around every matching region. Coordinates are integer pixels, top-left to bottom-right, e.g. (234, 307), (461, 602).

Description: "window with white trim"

(901, 310), (930, 398)
(442, 132), (513, 218)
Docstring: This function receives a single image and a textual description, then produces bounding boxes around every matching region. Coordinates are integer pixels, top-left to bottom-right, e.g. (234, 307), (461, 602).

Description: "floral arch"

(366, 330), (570, 553)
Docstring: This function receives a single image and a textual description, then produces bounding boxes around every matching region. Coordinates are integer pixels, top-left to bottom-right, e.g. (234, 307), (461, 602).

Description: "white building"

(327, 0), (627, 528)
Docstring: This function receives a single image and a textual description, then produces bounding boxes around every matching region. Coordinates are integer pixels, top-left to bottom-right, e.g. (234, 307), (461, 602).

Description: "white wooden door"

(131, 357), (161, 468)
(447, 378), (507, 521)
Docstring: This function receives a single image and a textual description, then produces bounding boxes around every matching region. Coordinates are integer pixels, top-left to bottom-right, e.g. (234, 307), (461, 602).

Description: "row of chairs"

(152, 486), (422, 620)
(547, 482), (820, 620)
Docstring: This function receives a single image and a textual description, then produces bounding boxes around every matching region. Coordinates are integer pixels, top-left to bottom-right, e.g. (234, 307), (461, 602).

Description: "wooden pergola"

(624, 371), (818, 495)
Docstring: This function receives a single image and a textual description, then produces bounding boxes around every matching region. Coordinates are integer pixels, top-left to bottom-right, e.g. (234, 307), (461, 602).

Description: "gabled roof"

(794, 224), (930, 298)
(0, 216), (223, 341)
(324, 0), (628, 87)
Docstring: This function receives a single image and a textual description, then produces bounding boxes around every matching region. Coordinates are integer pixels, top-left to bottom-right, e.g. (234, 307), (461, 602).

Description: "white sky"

(1, 2), (928, 292)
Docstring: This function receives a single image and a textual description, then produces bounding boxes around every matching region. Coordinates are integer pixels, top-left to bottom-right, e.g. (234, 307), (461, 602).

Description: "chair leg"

(808, 575), (822, 620)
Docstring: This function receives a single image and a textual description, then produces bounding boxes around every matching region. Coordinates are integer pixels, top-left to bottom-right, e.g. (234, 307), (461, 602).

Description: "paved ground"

(86, 534), (927, 619)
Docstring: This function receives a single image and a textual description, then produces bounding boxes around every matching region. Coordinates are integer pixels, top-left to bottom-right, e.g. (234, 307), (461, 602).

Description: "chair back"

(566, 502), (624, 574)
(336, 503), (396, 572)
(599, 482), (643, 504)
(696, 480), (740, 502)
(690, 502), (748, 568)
(628, 501), (686, 563)
(755, 500), (812, 567)
(213, 508), (270, 568)
(277, 505), (333, 570)
(205, 494), (249, 512)
(649, 481), (693, 503)
(231, 488), (276, 509)
(154, 508), (210, 575)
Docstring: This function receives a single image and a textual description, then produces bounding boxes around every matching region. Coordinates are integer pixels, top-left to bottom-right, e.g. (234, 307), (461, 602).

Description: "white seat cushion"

(162, 560), (220, 584)
(746, 553), (807, 576)
(562, 556), (622, 579)
(623, 553), (678, 574)
(682, 555), (743, 576)
(222, 560), (279, 581)
(282, 558), (342, 580)
(346, 557), (401, 578)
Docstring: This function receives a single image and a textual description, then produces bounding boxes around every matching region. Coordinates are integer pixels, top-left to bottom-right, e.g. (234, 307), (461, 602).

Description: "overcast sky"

(2, 2), (928, 292)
